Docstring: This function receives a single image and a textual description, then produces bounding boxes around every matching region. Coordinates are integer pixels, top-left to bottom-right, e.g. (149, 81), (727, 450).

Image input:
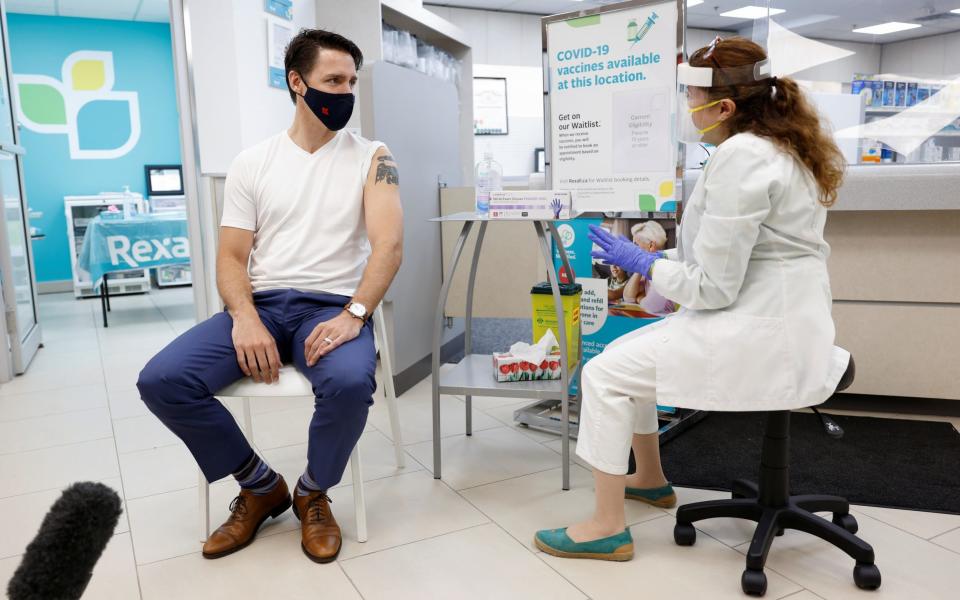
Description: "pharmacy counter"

(685, 162), (960, 401)
(683, 162), (960, 212)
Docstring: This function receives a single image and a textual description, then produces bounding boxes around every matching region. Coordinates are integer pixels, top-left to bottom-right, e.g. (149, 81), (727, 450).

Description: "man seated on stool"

(136, 29), (403, 563)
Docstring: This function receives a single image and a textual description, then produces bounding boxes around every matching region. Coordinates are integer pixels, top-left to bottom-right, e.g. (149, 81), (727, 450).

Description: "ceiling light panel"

(720, 6), (786, 20)
(852, 22), (922, 35)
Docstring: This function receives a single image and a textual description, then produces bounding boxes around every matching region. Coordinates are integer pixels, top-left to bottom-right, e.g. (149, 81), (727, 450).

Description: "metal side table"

(430, 212), (582, 490)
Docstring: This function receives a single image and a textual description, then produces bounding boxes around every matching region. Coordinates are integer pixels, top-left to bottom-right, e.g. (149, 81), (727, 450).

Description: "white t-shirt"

(221, 130), (384, 297)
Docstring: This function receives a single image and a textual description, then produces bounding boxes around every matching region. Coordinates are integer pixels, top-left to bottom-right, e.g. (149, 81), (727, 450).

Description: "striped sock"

(295, 470), (324, 496)
(232, 452), (280, 495)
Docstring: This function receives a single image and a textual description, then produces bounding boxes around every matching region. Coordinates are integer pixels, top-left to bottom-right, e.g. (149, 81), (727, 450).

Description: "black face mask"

(298, 79), (354, 131)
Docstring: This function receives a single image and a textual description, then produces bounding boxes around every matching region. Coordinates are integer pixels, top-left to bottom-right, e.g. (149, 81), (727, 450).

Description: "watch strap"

(345, 301), (368, 321)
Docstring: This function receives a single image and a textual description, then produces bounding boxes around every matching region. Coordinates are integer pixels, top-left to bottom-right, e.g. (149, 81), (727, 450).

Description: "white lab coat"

(646, 132), (849, 411)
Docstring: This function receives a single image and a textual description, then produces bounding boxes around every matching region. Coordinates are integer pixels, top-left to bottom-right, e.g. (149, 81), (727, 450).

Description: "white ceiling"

(6, 0), (169, 23)
(7, 1), (959, 43)
(425, 0), (960, 43)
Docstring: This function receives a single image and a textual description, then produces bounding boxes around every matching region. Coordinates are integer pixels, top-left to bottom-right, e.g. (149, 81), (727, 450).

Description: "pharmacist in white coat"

(535, 36), (851, 562)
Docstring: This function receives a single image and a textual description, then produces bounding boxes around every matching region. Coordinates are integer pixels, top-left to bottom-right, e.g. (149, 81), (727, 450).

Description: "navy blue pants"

(137, 289), (376, 489)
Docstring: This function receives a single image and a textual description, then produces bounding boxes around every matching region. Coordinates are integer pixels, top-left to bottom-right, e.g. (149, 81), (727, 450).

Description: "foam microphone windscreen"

(7, 482), (122, 600)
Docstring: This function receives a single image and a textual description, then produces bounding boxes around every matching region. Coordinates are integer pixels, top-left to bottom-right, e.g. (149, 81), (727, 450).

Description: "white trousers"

(576, 323), (662, 475)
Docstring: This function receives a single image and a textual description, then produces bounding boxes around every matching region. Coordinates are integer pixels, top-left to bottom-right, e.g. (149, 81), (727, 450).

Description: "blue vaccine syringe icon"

(629, 12), (659, 46)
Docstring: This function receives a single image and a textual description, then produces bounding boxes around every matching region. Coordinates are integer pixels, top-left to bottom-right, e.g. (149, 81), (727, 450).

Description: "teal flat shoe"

(625, 483), (677, 508)
(534, 527), (633, 561)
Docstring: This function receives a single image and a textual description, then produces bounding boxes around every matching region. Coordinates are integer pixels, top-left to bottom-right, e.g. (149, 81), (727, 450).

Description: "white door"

(0, 3), (41, 375)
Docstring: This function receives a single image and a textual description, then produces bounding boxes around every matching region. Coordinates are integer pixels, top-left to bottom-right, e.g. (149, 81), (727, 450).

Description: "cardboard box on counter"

(489, 190), (573, 220)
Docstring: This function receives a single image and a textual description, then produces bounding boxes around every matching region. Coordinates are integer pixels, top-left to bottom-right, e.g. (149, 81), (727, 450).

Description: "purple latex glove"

(588, 224), (664, 279)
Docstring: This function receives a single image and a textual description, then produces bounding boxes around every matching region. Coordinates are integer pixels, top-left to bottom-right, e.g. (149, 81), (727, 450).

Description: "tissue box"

(492, 350), (562, 382)
(488, 190), (573, 220)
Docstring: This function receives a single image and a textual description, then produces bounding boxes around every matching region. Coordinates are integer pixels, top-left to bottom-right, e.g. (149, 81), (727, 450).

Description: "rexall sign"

(7, 14), (181, 283)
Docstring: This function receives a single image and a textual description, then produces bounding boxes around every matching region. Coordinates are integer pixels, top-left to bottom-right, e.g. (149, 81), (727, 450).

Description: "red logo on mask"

(322, 107), (330, 116)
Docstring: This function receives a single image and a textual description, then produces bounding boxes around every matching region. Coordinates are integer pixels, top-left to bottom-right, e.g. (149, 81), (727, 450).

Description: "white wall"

(473, 64), (543, 177)
(787, 40), (881, 83)
(424, 6), (543, 176)
(880, 30), (960, 79)
(688, 30), (882, 84)
(425, 5), (542, 67)
(187, 0), (316, 175)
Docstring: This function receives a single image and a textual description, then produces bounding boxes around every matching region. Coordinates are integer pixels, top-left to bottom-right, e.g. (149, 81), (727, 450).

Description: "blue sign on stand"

(552, 216), (678, 406)
(265, 0), (293, 20)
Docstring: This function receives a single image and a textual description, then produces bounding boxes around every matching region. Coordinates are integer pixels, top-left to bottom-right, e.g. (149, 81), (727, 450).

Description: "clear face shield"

(676, 43), (773, 145)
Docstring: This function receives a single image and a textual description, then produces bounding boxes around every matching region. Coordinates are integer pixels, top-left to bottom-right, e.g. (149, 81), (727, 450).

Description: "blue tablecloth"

(78, 213), (190, 289)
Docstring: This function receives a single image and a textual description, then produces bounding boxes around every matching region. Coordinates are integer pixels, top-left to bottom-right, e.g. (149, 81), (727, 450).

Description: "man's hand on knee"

(304, 313), (363, 367)
(231, 312), (281, 383)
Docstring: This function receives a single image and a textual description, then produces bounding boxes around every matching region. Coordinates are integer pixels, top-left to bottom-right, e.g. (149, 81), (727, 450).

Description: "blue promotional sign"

(265, 0), (293, 20)
(268, 67), (286, 89)
(78, 213), (190, 288)
(553, 216), (678, 399)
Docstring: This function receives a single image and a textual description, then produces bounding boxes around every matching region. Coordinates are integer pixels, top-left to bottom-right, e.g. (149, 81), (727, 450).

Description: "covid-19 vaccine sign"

(545, 1), (678, 212)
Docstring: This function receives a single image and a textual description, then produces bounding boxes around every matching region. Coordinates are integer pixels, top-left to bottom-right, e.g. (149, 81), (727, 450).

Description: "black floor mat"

(659, 411), (960, 514)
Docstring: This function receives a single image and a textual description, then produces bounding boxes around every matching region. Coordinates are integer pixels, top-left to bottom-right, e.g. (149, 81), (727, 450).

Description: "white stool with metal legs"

(199, 305), (404, 543)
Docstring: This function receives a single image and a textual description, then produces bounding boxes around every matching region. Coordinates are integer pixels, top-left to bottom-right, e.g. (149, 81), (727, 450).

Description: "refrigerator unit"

(64, 193), (150, 298)
(145, 164), (191, 287)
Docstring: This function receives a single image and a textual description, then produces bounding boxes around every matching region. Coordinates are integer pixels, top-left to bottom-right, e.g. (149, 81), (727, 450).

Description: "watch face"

(350, 303), (366, 317)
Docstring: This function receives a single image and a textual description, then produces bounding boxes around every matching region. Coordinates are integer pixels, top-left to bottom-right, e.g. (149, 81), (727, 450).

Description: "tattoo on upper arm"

(375, 155), (399, 185)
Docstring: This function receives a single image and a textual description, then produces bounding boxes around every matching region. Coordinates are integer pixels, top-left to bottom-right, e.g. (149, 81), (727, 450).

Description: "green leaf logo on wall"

(14, 50), (141, 159)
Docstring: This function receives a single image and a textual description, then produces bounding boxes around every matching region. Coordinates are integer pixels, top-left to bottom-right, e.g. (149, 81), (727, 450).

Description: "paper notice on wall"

(267, 20), (293, 89)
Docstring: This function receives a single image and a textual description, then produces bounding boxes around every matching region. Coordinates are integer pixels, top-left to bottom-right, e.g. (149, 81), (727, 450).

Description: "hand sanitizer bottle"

(474, 152), (502, 217)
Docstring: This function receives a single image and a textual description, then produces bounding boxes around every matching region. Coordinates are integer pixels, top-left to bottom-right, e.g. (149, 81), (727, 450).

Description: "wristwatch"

(345, 301), (368, 321)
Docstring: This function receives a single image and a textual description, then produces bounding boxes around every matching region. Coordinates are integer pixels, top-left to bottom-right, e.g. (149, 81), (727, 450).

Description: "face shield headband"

(678, 35), (773, 89)
(677, 57), (772, 89)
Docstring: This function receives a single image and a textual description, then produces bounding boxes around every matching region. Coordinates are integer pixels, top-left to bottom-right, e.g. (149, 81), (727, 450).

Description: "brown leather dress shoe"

(292, 490), (341, 563)
(202, 476), (291, 559)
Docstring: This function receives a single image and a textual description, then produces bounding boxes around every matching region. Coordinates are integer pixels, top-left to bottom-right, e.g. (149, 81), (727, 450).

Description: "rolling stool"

(673, 355), (881, 596)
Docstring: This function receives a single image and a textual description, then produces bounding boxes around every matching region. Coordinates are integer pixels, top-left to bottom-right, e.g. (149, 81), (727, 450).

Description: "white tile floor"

(1, 288), (959, 599)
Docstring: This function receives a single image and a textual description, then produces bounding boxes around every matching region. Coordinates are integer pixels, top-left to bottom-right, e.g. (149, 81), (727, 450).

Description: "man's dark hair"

(284, 28), (363, 103)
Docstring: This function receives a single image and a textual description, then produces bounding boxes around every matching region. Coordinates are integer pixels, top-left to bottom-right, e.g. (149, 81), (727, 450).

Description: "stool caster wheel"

(674, 523), (696, 546)
(741, 568), (767, 596)
(833, 513), (858, 534)
(853, 563), (881, 590)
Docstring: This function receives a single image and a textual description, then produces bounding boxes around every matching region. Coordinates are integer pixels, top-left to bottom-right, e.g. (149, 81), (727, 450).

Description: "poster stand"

(514, 0), (704, 447)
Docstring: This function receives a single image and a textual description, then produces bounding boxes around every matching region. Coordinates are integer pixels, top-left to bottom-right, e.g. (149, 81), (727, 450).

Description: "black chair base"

(672, 408), (881, 596)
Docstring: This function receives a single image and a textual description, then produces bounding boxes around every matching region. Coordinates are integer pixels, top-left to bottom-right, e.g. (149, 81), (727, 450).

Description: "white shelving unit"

(863, 106), (960, 138)
(65, 193), (150, 298)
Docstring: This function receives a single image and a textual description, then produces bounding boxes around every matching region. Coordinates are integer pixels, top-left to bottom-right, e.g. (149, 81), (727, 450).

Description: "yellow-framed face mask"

(675, 46), (772, 145)
(678, 97), (726, 144)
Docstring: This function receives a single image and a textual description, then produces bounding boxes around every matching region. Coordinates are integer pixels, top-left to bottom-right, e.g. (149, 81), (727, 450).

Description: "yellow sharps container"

(530, 282), (582, 365)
